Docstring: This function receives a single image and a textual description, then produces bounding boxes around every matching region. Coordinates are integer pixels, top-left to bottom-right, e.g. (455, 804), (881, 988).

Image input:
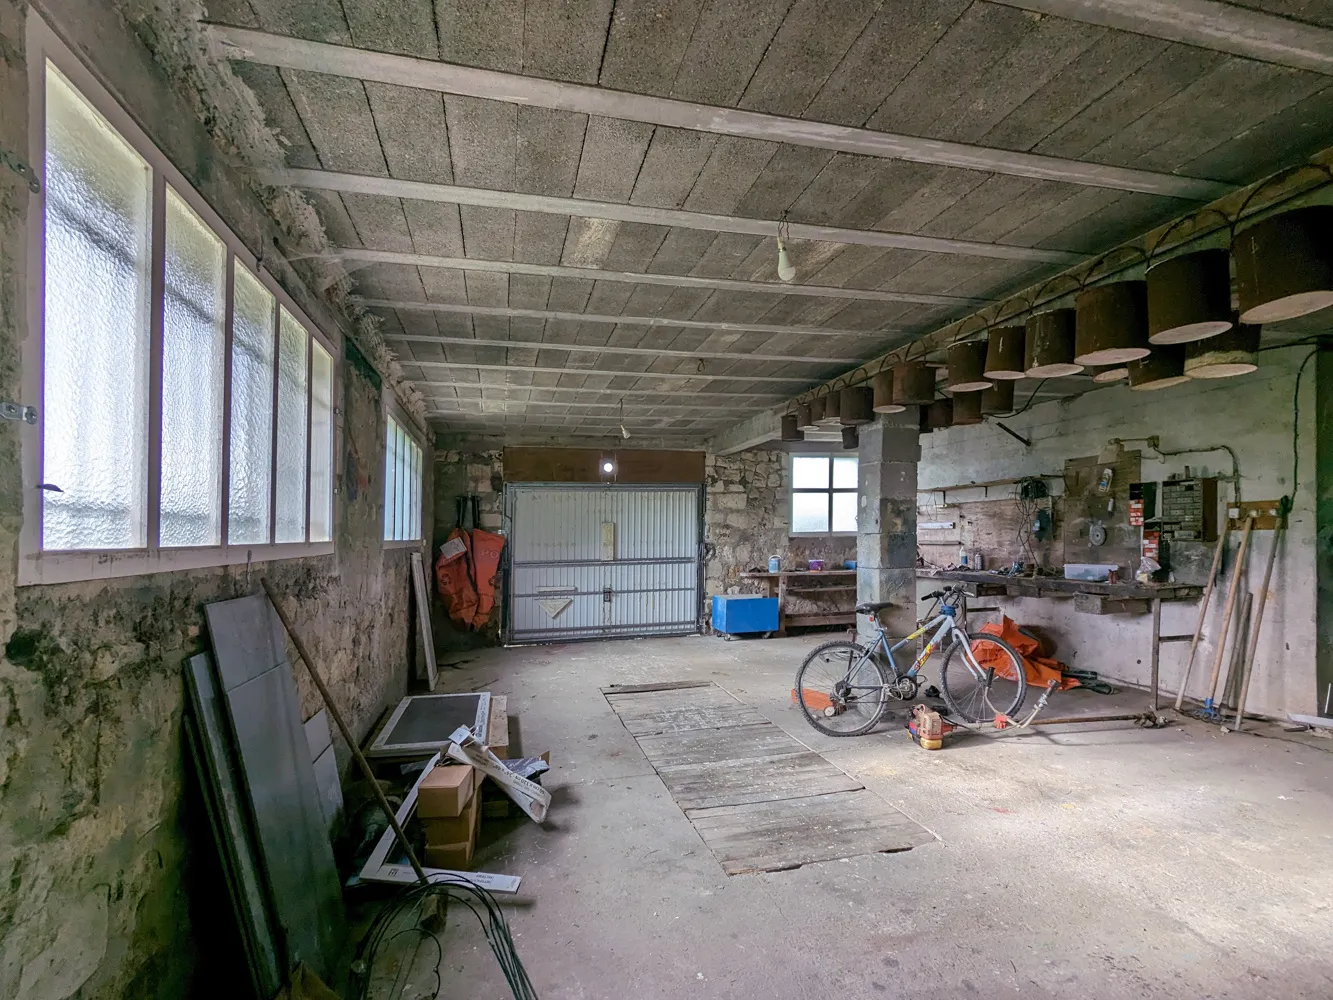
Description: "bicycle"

(793, 585), (1028, 737)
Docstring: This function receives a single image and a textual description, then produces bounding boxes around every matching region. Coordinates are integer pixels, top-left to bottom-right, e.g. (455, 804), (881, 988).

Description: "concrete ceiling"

(202, 0), (1333, 443)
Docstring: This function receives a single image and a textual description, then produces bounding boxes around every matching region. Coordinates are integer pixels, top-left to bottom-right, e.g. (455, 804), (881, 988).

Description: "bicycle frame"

(867, 608), (963, 683)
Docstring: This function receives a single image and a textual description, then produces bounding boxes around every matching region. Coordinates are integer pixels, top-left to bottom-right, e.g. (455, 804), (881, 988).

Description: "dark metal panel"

(204, 593), (287, 689)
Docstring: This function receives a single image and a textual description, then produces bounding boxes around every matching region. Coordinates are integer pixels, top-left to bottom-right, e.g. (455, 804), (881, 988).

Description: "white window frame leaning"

(788, 453), (859, 537)
(383, 403), (424, 546)
(18, 14), (338, 586)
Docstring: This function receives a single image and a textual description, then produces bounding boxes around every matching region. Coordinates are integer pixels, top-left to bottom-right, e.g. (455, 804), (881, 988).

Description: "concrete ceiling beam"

(332, 247), (987, 307)
(423, 399), (761, 412)
(211, 23), (1230, 199)
(268, 168), (1089, 265)
(363, 297), (893, 341)
(407, 359), (817, 384)
(417, 381), (787, 401)
(989, 0), (1333, 75)
(386, 332), (865, 365)
(707, 409), (785, 455)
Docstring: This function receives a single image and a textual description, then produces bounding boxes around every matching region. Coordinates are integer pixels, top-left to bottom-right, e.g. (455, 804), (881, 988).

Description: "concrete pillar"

(857, 409), (920, 644)
(1316, 348), (1333, 717)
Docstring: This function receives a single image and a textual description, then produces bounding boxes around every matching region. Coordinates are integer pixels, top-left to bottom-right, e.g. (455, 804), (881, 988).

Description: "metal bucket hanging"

(1075, 282), (1151, 365)
(893, 361), (936, 406)
(1234, 206), (1333, 324)
(781, 413), (805, 440)
(872, 372), (904, 413)
(840, 386), (874, 425)
(980, 379), (1015, 414)
(808, 395), (825, 425)
(1184, 322), (1261, 379)
(983, 326), (1027, 380)
(951, 390), (983, 426)
(817, 389), (843, 425)
(796, 402), (815, 430)
(926, 398), (953, 431)
(1146, 249), (1234, 344)
(841, 425), (859, 450)
(1024, 309), (1082, 378)
(1128, 345), (1189, 391)
(947, 341), (992, 392)
(1088, 363), (1129, 383)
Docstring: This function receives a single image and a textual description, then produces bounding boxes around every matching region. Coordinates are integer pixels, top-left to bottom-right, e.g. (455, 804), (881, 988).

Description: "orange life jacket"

(435, 528), (478, 626)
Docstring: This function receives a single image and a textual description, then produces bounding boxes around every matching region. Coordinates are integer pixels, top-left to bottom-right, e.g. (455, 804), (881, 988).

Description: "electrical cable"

(356, 877), (539, 1000)
(1290, 346), (1322, 506)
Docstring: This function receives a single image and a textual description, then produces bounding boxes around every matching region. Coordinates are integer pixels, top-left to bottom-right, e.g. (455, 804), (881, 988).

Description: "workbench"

(739, 569), (857, 635)
(918, 569), (1203, 713)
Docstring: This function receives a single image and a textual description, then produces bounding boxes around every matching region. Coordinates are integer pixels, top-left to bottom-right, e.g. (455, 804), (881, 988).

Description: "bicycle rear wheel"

(794, 640), (888, 737)
(939, 631), (1028, 724)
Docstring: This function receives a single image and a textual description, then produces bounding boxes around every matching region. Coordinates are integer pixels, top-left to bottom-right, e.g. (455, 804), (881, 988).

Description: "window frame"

(19, 15), (339, 586)
(383, 404), (424, 547)
(789, 454), (859, 538)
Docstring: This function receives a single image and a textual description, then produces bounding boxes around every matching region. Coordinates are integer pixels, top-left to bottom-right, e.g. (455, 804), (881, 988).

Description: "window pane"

(384, 417), (397, 541)
(274, 308), (308, 542)
(833, 456), (858, 489)
(160, 188), (225, 547)
(395, 424), (408, 541)
(308, 340), (333, 543)
(42, 63), (152, 550)
(792, 456), (829, 489)
(227, 263), (274, 544)
(792, 492), (829, 533)
(832, 492), (858, 533)
(413, 441), (422, 540)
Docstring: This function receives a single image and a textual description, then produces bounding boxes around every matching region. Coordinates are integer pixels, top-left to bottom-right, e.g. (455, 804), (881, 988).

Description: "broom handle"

(1204, 516), (1254, 706)
(1233, 525), (1282, 731)
(1174, 522), (1230, 711)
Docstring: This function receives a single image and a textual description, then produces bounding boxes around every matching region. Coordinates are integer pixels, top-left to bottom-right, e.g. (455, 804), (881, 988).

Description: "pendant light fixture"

(946, 341), (992, 392)
(776, 214), (796, 283)
(1234, 206), (1333, 323)
(796, 402), (814, 430)
(1184, 321), (1261, 378)
(840, 386), (874, 425)
(892, 361), (936, 406)
(980, 379), (1015, 414)
(1128, 345), (1189, 391)
(1024, 309), (1083, 378)
(951, 390), (983, 426)
(780, 412), (805, 441)
(983, 326), (1027, 380)
(871, 371), (904, 413)
(1075, 281), (1151, 365)
(817, 389), (843, 425)
(1146, 249), (1234, 344)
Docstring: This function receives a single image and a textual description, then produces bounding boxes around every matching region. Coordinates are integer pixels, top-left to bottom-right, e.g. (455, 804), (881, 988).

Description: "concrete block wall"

(918, 346), (1321, 719)
(0, 3), (430, 996)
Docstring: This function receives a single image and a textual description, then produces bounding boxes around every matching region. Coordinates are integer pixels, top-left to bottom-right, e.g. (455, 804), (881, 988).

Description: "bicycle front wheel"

(794, 640), (888, 737)
(940, 632), (1028, 724)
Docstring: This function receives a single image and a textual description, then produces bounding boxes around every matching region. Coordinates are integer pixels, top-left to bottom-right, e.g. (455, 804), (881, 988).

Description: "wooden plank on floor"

(604, 684), (740, 715)
(636, 724), (807, 768)
(601, 680), (714, 695)
(658, 752), (862, 811)
(687, 789), (936, 875)
(615, 703), (770, 736)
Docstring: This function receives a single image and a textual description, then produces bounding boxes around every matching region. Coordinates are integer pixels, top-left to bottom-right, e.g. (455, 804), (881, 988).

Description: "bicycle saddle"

(854, 600), (895, 614)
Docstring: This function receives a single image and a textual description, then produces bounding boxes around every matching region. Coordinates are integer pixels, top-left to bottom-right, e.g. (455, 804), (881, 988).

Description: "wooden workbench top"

(740, 569), (857, 579)
(918, 568), (1202, 601)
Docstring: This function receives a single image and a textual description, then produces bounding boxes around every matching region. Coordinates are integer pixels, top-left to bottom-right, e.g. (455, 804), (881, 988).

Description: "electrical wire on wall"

(355, 878), (539, 1000)
(1012, 478), (1044, 569)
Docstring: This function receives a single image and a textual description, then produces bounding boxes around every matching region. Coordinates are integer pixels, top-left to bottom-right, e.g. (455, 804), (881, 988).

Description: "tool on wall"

(1232, 498), (1290, 730)
(1196, 513), (1256, 720)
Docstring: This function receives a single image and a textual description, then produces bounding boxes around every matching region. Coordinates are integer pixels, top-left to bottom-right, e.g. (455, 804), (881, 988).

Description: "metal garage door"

(504, 484), (702, 643)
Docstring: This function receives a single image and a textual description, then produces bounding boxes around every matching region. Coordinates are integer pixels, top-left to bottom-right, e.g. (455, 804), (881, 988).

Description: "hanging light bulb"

(776, 216), (795, 283)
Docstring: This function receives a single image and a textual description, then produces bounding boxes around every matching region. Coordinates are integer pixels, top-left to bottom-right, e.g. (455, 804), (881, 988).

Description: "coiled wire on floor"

(355, 877), (538, 1000)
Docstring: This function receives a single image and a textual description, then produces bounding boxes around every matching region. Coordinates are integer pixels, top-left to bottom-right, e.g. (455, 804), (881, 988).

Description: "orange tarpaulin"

(469, 528), (505, 628)
(435, 527), (478, 626)
(972, 616), (1080, 691)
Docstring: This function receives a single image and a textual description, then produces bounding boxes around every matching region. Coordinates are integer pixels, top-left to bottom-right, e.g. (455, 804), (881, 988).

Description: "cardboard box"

(422, 784), (480, 845)
(416, 764), (478, 818)
(423, 838), (474, 870)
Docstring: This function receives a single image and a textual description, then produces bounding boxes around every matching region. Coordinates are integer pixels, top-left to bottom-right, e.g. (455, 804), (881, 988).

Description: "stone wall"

(0, 3), (429, 996)
(703, 449), (856, 612)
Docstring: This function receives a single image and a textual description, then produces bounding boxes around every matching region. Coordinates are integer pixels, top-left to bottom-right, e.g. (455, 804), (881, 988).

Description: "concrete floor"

(403, 633), (1333, 999)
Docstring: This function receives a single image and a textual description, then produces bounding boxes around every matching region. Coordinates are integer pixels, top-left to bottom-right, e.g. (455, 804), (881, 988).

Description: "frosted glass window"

(792, 456), (829, 489)
(308, 340), (334, 543)
(274, 308), (308, 543)
(833, 457), (858, 489)
(791, 493), (829, 534)
(384, 419), (398, 539)
(396, 424), (408, 537)
(41, 63), (152, 550)
(227, 263), (275, 544)
(791, 454), (857, 534)
(160, 188), (226, 547)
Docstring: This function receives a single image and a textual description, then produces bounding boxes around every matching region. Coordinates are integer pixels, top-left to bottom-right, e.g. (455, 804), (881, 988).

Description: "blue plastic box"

(711, 595), (779, 635)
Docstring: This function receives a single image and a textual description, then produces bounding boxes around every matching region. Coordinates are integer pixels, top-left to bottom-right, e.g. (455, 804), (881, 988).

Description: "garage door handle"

(603, 587), (612, 603)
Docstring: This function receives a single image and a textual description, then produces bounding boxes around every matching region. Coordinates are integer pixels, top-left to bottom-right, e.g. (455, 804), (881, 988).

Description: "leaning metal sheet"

(204, 596), (346, 985)
(183, 652), (281, 1000)
(367, 692), (490, 757)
